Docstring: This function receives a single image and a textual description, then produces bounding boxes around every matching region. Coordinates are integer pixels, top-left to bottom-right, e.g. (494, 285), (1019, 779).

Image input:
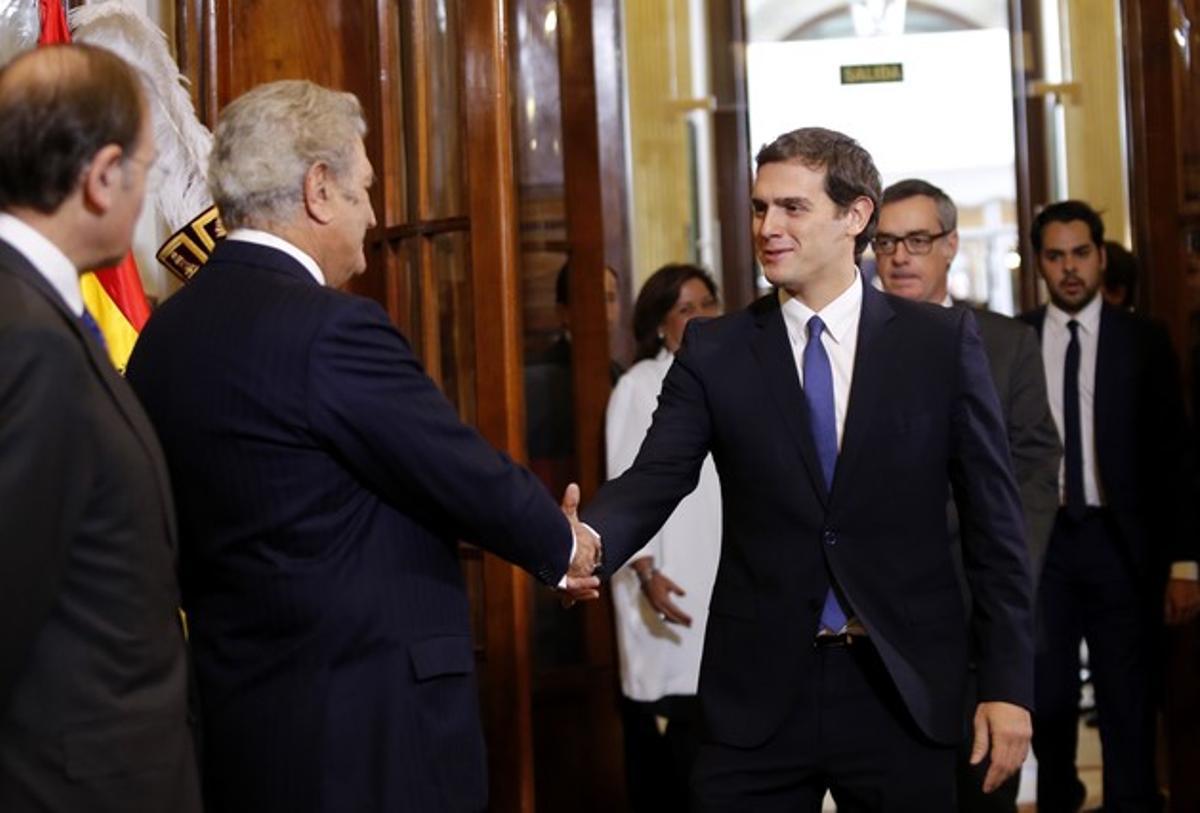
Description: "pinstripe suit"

(126, 239), (572, 813)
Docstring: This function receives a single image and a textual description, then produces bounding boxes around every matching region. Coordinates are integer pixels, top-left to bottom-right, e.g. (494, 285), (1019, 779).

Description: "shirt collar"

(1046, 292), (1102, 335)
(225, 228), (326, 286)
(0, 212), (83, 314)
(778, 269), (862, 345)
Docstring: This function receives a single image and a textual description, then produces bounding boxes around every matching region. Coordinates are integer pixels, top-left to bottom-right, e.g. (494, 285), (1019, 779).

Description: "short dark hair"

(632, 263), (718, 362)
(1030, 200), (1105, 253)
(1103, 240), (1138, 308)
(0, 44), (144, 214)
(554, 261), (618, 307)
(755, 127), (881, 255)
(881, 178), (958, 232)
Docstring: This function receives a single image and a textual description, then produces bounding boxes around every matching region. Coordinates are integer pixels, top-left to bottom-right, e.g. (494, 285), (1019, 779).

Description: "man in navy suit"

(1021, 200), (1200, 811)
(580, 128), (1034, 810)
(125, 80), (599, 813)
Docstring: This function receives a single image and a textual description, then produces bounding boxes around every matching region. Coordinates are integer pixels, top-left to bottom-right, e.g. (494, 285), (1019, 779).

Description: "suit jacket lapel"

(749, 295), (829, 507)
(0, 239), (179, 549)
(832, 282), (895, 502)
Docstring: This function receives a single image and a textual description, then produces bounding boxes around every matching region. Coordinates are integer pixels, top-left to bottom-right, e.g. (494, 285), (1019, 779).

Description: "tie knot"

(807, 315), (826, 340)
(1067, 319), (1080, 338)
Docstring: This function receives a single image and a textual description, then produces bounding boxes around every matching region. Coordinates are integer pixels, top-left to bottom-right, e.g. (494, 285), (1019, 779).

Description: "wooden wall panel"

(463, 1), (538, 807)
(708, 0), (756, 312)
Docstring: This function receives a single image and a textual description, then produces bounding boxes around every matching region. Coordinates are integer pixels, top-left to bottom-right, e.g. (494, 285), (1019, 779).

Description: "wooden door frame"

(463, 1), (540, 809)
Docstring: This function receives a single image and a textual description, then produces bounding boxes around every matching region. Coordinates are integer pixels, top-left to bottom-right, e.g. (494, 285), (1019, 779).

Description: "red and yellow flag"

(39, 0), (152, 373)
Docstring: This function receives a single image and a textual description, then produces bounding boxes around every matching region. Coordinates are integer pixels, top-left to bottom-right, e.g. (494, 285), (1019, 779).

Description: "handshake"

(558, 482), (603, 605)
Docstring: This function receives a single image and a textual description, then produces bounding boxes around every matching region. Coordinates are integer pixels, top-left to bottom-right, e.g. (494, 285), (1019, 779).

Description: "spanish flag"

(40, 0), (152, 373)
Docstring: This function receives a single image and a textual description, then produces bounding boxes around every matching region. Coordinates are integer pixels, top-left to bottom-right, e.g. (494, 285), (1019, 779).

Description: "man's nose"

(757, 207), (782, 236)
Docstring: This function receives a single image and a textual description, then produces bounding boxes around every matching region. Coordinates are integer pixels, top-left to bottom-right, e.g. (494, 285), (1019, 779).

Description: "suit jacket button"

(823, 530), (837, 546)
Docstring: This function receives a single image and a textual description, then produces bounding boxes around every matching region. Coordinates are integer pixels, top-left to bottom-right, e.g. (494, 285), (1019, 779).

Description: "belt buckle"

(814, 631), (853, 648)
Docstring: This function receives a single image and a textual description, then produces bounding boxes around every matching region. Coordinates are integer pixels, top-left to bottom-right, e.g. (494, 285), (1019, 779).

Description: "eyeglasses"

(871, 230), (951, 256)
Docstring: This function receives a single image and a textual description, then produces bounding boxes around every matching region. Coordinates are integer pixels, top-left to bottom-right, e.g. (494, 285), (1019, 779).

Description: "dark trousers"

(621, 695), (700, 812)
(691, 639), (956, 812)
(1033, 509), (1161, 812)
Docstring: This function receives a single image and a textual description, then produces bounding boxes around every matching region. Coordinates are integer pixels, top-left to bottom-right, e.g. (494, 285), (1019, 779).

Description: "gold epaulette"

(156, 205), (226, 282)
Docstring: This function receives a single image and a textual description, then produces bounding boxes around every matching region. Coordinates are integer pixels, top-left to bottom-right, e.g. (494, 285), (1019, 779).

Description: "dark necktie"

(80, 308), (108, 354)
(1063, 319), (1086, 520)
(804, 316), (847, 632)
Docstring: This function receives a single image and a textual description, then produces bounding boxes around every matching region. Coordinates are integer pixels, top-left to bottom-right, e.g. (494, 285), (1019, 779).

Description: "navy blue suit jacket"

(583, 281), (1034, 748)
(1022, 304), (1197, 581)
(126, 240), (571, 812)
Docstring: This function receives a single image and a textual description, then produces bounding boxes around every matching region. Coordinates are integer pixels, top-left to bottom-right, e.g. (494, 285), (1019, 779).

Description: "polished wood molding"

(558, 0), (612, 502)
(556, 3), (626, 808)
(463, 0), (538, 809)
(1010, 0), (1050, 312)
(1122, 0), (1189, 344)
(708, 0), (756, 312)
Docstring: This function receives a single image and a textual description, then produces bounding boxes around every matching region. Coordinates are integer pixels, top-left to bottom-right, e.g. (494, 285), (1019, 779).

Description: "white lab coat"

(606, 350), (722, 701)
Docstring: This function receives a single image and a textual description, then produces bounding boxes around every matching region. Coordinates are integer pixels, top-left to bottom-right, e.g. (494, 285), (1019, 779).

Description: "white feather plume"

(69, 0), (213, 231)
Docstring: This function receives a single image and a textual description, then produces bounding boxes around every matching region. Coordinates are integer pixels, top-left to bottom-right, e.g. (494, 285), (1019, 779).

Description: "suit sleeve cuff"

(555, 522), (600, 588)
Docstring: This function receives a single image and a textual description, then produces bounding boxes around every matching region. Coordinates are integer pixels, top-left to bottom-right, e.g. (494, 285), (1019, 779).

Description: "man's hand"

(559, 483), (601, 605)
(1165, 578), (1200, 626)
(631, 557), (692, 626)
(970, 701), (1031, 793)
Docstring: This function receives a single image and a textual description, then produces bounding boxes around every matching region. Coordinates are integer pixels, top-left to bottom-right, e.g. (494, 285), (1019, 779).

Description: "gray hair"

(880, 178), (957, 232)
(209, 80), (367, 229)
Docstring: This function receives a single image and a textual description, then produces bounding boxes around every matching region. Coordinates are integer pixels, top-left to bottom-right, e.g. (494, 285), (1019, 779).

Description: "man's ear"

(303, 162), (336, 225)
(844, 195), (874, 239)
(944, 228), (960, 262)
(79, 144), (126, 215)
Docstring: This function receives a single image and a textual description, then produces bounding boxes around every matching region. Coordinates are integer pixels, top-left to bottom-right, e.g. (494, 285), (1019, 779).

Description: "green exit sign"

(840, 63), (904, 84)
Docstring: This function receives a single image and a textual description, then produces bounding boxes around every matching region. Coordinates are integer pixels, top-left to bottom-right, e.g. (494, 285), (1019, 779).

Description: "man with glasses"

(876, 179), (1060, 811)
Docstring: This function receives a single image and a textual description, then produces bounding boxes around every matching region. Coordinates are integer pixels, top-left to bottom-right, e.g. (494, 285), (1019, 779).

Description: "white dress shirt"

(225, 228), (326, 286)
(1041, 295), (1103, 507)
(0, 213), (83, 315)
(778, 271), (863, 450)
(1042, 295), (1197, 579)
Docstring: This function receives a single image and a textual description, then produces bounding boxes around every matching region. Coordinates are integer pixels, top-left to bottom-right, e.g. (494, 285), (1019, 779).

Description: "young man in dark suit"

(876, 178), (1061, 811)
(580, 128), (1035, 810)
(125, 80), (600, 813)
(1022, 200), (1200, 811)
(0, 45), (201, 812)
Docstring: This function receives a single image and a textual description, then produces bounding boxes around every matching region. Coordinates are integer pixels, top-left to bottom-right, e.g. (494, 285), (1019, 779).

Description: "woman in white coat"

(606, 264), (721, 811)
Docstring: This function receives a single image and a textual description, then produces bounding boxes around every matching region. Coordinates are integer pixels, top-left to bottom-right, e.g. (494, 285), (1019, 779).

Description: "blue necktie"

(80, 308), (108, 354)
(1063, 320), (1086, 520)
(804, 316), (847, 632)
